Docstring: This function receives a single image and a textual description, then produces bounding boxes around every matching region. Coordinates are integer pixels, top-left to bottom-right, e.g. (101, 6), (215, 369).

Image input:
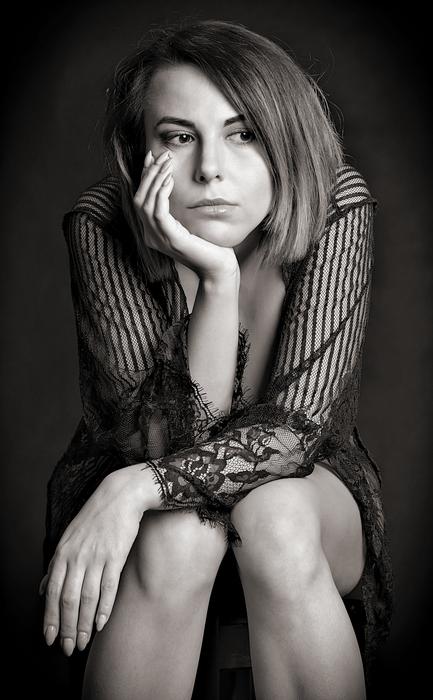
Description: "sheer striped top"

(45, 164), (393, 683)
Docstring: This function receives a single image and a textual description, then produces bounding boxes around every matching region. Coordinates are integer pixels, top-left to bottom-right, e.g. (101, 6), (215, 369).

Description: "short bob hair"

(103, 19), (344, 282)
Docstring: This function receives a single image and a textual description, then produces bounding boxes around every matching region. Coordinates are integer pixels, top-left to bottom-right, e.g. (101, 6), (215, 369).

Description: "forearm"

(187, 270), (240, 414)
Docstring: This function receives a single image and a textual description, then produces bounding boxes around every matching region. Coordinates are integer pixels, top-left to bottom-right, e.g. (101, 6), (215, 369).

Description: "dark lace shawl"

(45, 165), (394, 687)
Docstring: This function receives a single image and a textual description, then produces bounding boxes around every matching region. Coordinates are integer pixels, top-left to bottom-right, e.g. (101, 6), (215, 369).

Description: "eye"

(228, 129), (256, 145)
(158, 131), (194, 146)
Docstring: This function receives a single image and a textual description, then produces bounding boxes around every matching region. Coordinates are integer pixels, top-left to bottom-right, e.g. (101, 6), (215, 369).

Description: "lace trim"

(146, 462), (242, 545)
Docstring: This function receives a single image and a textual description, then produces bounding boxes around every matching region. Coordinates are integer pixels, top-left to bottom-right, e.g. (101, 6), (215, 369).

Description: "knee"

(231, 485), (326, 599)
(126, 510), (228, 599)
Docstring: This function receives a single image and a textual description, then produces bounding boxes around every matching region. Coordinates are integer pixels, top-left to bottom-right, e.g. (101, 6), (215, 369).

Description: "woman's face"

(143, 63), (273, 249)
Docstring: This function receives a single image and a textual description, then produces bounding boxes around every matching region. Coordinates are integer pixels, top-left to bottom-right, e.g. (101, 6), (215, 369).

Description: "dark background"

(1, 0), (431, 696)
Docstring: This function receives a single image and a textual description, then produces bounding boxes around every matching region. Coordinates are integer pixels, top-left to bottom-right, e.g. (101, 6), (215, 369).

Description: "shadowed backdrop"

(1, 0), (431, 696)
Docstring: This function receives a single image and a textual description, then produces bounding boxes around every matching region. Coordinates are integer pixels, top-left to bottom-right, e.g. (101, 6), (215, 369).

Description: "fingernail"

(96, 614), (107, 632)
(144, 149), (152, 166)
(61, 637), (75, 656)
(44, 625), (57, 646)
(77, 632), (88, 651)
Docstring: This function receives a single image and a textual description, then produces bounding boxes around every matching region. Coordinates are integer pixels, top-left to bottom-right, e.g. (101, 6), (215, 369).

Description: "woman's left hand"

(39, 465), (159, 655)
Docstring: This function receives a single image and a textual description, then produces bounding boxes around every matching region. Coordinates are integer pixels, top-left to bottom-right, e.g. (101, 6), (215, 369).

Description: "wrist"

(104, 463), (162, 516)
(128, 463), (164, 512)
(138, 463), (165, 510)
(201, 266), (240, 293)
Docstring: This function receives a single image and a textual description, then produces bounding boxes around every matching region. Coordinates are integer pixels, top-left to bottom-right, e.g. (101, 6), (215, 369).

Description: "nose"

(193, 140), (224, 183)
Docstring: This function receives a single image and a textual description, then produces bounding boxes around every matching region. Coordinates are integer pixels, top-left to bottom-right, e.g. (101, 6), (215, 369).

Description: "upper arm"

(63, 210), (161, 379)
(270, 176), (375, 428)
(63, 210), (168, 455)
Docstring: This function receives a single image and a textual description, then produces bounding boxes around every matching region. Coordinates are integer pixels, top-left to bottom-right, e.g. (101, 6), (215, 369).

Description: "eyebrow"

(154, 114), (246, 129)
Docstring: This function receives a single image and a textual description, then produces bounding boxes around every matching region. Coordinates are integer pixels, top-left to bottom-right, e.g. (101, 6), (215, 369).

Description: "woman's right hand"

(39, 466), (159, 655)
(133, 149), (239, 282)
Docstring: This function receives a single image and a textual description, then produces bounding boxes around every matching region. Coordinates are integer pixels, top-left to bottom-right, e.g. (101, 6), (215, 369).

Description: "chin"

(192, 230), (249, 247)
(185, 221), (248, 246)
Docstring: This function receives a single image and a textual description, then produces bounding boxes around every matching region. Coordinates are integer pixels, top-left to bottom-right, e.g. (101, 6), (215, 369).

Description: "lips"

(190, 198), (235, 208)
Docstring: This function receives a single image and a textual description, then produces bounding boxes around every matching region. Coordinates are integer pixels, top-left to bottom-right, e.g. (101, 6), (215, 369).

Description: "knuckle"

(56, 540), (68, 556)
(80, 591), (94, 607)
(77, 612), (93, 631)
(101, 577), (116, 593)
(46, 581), (61, 599)
(60, 624), (76, 638)
(72, 551), (87, 568)
(61, 594), (77, 610)
(97, 603), (111, 617)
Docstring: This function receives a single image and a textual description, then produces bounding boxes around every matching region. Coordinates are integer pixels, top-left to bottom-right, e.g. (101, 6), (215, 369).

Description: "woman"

(41, 19), (393, 699)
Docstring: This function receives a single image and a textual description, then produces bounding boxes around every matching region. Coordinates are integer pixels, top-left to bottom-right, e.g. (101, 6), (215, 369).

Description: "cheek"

(239, 153), (272, 192)
(245, 170), (273, 218)
(168, 171), (186, 200)
(168, 187), (186, 218)
(254, 166), (273, 198)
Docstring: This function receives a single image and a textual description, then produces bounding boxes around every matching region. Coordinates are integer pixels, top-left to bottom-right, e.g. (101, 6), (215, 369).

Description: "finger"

(154, 172), (174, 221)
(143, 158), (173, 214)
(140, 152), (172, 211)
(43, 556), (67, 647)
(76, 567), (104, 651)
(58, 564), (86, 656)
(134, 150), (171, 207)
(140, 148), (153, 178)
(39, 573), (49, 596)
(95, 562), (122, 633)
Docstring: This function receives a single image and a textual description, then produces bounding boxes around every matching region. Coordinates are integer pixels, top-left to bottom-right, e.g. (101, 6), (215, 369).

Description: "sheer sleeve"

(63, 208), (166, 461)
(60, 187), (248, 467)
(146, 177), (377, 536)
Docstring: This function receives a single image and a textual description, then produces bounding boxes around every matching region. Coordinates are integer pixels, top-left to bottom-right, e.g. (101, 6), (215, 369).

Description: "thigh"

(231, 462), (366, 597)
(126, 508), (229, 591)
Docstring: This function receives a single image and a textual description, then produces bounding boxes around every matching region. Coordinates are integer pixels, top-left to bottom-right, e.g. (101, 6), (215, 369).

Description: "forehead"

(145, 64), (237, 120)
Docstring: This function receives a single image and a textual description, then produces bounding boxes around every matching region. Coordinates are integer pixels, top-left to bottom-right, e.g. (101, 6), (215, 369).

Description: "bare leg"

(82, 510), (227, 700)
(231, 465), (367, 700)
(240, 553), (365, 700)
